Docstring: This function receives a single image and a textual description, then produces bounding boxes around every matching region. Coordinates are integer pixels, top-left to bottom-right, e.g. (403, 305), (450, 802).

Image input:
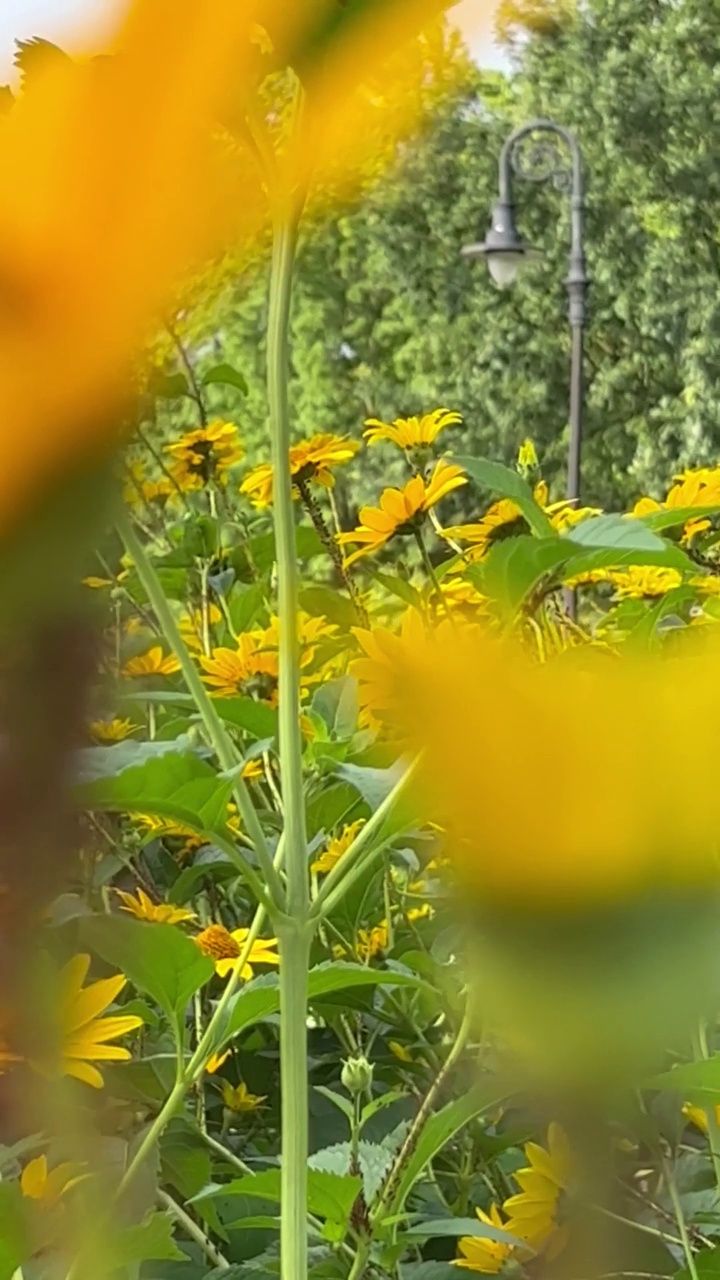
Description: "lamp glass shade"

(487, 251), (526, 289)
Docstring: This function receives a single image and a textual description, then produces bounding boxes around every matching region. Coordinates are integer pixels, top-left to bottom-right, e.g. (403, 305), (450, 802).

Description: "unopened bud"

(341, 1055), (374, 1096)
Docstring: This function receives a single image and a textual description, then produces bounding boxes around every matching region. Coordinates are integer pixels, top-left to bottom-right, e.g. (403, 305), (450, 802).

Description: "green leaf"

(334, 760), (405, 810)
(312, 677), (358, 740)
(402, 1217), (526, 1245)
(641, 505), (720, 533)
(76, 746), (234, 843)
(300, 585), (360, 630)
(107, 1212), (189, 1266)
(314, 1086), (355, 1123)
(646, 1056), (720, 1102)
(561, 542), (693, 576)
(214, 696), (279, 740)
(219, 963), (425, 1044)
(310, 1141), (392, 1206)
(389, 1082), (506, 1216)
(160, 1120), (212, 1198)
(202, 362), (248, 394)
(456, 457), (555, 537)
(248, 526), (323, 573)
(675, 1247), (720, 1280)
(481, 536), (571, 613)
(80, 915), (213, 1020)
(370, 571), (425, 609)
(194, 1168), (361, 1228)
(148, 371), (190, 399)
(228, 582), (265, 633)
(0, 1184), (30, 1280)
(566, 514), (667, 551)
(76, 736), (196, 781)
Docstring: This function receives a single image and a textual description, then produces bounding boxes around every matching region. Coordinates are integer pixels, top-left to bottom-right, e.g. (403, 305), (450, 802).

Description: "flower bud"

(341, 1055), (373, 1096)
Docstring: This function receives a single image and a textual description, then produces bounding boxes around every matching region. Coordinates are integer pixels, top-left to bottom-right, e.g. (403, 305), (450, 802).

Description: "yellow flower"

(388, 1040), (413, 1063)
(205, 1049), (231, 1075)
(131, 813), (205, 846)
(502, 1124), (571, 1260)
(195, 924), (280, 979)
(240, 434), (359, 509)
(338, 460), (467, 566)
(122, 646), (181, 678)
(683, 1102), (720, 1133)
(20, 1154), (84, 1202)
(141, 477), (176, 505)
(241, 757), (264, 782)
(179, 603), (223, 653)
(444, 497), (529, 560)
(115, 887), (196, 926)
(517, 438), (538, 471)
(200, 635), (278, 701)
(406, 903), (434, 923)
(356, 921), (389, 961)
(391, 629), (720, 905)
(440, 576), (488, 611)
(363, 408), (461, 450)
(89, 717), (138, 743)
(165, 420), (243, 489)
(609, 566), (683, 600)
(311, 819), (366, 875)
(455, 1204), (522, 1274)
(41, 954), (143, 1089)
(220, 1080), (266, 1113)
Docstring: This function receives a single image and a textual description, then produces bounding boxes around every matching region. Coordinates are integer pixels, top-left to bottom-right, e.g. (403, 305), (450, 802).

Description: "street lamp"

(463, 118), (589, 507)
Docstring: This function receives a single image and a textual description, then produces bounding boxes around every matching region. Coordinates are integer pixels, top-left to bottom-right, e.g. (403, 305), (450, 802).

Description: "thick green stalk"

(117, 511), (283, 910)
(268, 198), (311, 1280)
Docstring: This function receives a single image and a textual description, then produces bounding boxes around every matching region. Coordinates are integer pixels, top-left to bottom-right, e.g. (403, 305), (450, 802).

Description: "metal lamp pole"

(463, 118), (590, 507)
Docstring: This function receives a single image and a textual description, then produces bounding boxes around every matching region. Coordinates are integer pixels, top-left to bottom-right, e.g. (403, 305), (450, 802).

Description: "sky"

(0, 0), (507, 80)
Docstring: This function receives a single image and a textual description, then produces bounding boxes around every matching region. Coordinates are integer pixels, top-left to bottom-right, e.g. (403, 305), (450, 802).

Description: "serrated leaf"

(456, 456), (555, 537)
(309, 1141), (392, 1205)
(202, 362), (248, 394)
(370, 571), (424, 609)
(77, 746), (234, 843)
(80, 915), (213, 1019)
(314, 1085), (355, 1123)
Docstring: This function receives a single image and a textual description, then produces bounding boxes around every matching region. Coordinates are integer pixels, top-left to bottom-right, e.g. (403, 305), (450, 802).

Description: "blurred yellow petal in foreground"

(392, 631), (720, 1080)
(394, 631), (720, 904)
(0, 0), (493, 536)
(0, 0), (266, 533)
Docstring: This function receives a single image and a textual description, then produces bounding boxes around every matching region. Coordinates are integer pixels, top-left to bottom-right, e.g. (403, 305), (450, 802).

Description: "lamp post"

(463, 118), (589, 507)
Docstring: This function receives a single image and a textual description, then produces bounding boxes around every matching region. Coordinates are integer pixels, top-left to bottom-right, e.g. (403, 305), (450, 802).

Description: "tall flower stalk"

(266, 84), (312, 1280)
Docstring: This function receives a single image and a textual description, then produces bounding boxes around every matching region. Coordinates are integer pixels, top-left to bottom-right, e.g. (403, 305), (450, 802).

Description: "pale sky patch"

(0, 0), (507, 81)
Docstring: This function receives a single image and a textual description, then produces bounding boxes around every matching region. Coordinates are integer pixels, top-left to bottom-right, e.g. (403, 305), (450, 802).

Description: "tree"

(204, 0), (720, 509)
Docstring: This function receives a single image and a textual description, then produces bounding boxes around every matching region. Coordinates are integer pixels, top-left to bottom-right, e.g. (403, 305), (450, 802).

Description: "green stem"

(664, 1155), (700, 1280)
(265, 70), (311, 1280)
(157, 1189), (230, 1270)
(117, 511), (284, 910)
(414, 526), (452, 622)
(278, 921), (312, 1280)
(268, 215), (307, 912)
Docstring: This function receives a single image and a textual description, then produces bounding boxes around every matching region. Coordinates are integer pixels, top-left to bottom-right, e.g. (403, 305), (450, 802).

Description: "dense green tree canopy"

(209, 0), (720, 509)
